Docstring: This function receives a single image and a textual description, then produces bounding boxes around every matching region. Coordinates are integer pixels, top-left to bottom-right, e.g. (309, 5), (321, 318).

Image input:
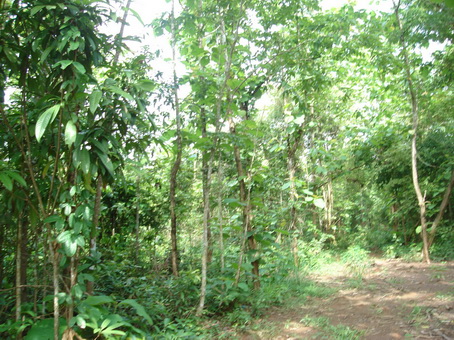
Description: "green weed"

(300, 316), (364, 339)
(407, 306), (432, 326)
(341, 245), (371, 279)
(429, 266), (447, 281)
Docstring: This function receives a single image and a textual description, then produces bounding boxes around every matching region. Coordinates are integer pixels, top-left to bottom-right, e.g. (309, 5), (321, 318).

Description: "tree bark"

(87, 174), (102, 295)
(50, 241), (60, 340)
(0, 221), (4, 289)
(393, 0), (430, 263)
(134, 177), (141, 264)
(196, 107), (216, 316)
(230, 118), (260, 290)
(217, 157), (225, 271)
(113, 0), (133, 63)
(15, 213), (24, 324)
(428, 170), (454, 248)
(169, 0), (182, 277)
(287, 135), (300, 268)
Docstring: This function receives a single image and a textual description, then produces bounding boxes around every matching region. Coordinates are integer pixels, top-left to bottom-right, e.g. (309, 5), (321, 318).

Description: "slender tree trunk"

(393, 1), (430, 262)
(428, 170), (454, 247)
(50, 241), (60, 340)
(87, 175), (102, 295)
(15, 213), (23, 324)
(323, 178), (333, 232)
(287, 139), (300, 268)
(229, 118), (260, 290)
(0, 220), (5, 289)
(134, 177), (141, 264)
(217, 157), (225, 271)
(63, 255), (77, 340)
(196, 108), (216, 316)
(169, 0), (182, 277)
(113, 0), (133, 62)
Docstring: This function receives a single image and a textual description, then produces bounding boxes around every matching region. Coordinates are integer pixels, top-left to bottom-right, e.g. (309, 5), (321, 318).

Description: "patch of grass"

(386, 277), (404, 285)
(341, 245), (372, 279)
(407, 306), (432, 327)
(435, 291), (454, 302)
(345, 276), (364, 289)
(429, 266), (447, 281)
(300, 316), (364, 340)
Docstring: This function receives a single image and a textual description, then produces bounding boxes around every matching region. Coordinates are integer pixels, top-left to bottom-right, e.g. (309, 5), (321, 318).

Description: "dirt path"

(242, 259), (454, 339)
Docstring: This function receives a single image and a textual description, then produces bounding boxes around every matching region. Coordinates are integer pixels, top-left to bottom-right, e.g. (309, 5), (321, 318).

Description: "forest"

(0, 0), (453, 339)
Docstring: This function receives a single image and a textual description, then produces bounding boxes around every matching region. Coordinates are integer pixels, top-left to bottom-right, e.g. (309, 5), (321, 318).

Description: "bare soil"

(241, 259), (454, 340)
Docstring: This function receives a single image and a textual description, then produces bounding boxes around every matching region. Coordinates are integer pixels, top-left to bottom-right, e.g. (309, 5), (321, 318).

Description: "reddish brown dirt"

(241, 259), (454, 339)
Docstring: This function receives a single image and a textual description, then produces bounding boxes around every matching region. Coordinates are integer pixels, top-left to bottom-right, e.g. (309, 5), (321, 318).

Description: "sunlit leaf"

(35, 104), (61, 142)
(313, 198), (325, 209)
(64, 120), (77, 146)
(120, 299), (153, 324)
(89, 90), (102, 113)
(0, 173), (13, 191)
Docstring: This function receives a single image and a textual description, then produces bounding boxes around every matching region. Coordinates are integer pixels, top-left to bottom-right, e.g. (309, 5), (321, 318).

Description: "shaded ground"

(241, 259), (454, 339)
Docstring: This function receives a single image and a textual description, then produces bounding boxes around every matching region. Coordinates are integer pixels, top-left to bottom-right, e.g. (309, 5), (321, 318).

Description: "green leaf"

(200, 56), (210, 67)
(72, 61), (86, 74)
(79, 149), (90, 174)
(69, 315), (86, 329)
(223, 198), (245, 208)
(313, 198), (325, 209)
(30, 5), (46, 16)
(281, 182), (292, 190)
(5, 171), (26, 187)
(128, 7), (144, 25)
(119, 299), (153, 325)
(0, 173), (13, 191)
(275, 228), (290, 236)
(238, 283), (249, 291)
(57, 230), (72, 243)
(135, 79), (156, 91)
(84, 295), (114, 306)
(445, 0), (454, 8)
(44, 215), (64, 224)
(39, 47), (53, 64)
(24, 318), (66, 340)
(64, 121), (77, 146)
(35, 104), (61, 142)
(89, 90), (102, 113)
(415, 225), (422, 234)
(96, 151), (115, 178)
(55, 60), (73, 70)
(106, 86), (134, 101)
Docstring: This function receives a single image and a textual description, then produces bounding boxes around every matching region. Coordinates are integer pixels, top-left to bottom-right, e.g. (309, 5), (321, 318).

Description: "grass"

(435, 291), (454, 301)
(429, 266), (447, 281)
(407, 306), (432, 327)
(300, 316), (365, 340)
(386, 277), (404, 285)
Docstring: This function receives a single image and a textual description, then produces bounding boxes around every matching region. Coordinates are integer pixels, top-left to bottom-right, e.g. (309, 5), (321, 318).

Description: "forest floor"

(237, 258), (454, 340)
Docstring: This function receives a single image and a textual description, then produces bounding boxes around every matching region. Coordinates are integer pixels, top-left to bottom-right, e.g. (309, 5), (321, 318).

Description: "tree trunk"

(113, 0), (133, 63)
(323, 178), (333, 232)
(134, 177), (141, 264)
(393, 0), (430, 263)
(169, 0), (182, 278)
(217, 157), (225, 271)
(87, 174), (102, 295)
(287, 146), (299, 267)
(230, 118), (260, 290)
(196, 108), (216, 316)
(50, 241), (60, 340)
(0, 220), (5, 289)
(15, 213), (23, 323)
(428, 170), (454, 248)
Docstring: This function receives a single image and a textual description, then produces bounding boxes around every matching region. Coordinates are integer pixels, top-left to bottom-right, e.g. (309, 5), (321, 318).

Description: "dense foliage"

(0, 0), (452, 338)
